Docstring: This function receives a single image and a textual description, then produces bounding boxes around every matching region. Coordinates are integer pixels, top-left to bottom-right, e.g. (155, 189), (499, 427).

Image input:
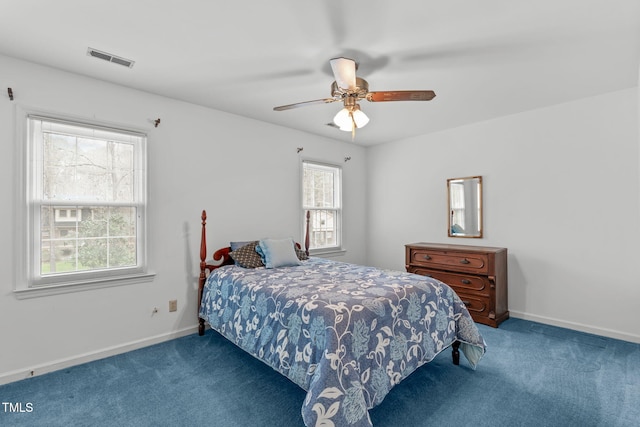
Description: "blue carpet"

(1, 318), (638, 427)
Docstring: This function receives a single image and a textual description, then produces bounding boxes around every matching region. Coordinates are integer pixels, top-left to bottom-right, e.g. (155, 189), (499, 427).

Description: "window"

(449, 181), (466, 231)
(302, 161), (342, 253)
(15, 113), (152, 296)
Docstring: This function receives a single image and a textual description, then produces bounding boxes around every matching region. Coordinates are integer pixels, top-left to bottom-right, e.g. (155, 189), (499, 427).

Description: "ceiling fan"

(273, 57), (436, 139)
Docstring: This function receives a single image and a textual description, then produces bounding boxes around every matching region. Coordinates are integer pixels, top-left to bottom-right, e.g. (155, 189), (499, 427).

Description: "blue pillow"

(257, 238), (302, 268)
(230, 240), (254, 251)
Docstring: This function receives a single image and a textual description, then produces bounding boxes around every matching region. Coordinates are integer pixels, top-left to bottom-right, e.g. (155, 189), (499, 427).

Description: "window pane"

(43, 133), (78, 201)
(75, 137), (111, 201)
(111, 141), (134, 202)
(109, 237), (137, 268)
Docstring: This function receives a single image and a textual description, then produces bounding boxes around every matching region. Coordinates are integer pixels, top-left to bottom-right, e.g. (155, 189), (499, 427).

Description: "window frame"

(13, 108), (154, 298)
(301, 160), (344, 255)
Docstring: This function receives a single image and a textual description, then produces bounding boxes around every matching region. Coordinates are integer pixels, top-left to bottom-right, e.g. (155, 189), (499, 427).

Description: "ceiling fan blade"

(329, 57), (357, 90)
(273, 98), (338, 111)
(366, 90), (436, 102)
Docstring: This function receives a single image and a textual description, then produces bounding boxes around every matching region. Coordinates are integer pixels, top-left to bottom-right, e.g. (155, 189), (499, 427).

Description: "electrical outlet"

(169, 299), (177, 312)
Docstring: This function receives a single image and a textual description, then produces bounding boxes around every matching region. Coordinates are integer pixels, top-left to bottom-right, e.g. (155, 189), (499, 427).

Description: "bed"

(197, 210), (486, 427)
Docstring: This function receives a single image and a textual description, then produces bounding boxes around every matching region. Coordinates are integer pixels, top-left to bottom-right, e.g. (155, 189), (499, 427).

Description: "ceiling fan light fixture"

(338, 122), (353, 132)
(352, 107), (370, 128)
(334, 104), (369, 131)
(333, 108), (351, 130)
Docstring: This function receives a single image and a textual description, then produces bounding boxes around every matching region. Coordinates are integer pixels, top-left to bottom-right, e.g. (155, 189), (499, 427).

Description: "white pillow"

(258, 238), (302, 268)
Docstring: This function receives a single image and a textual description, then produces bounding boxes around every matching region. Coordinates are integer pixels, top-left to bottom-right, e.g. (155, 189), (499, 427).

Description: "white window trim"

(13, 273), (155, 300)
(309, 247), (347, 257)
(13, 106), (155, 298)
(301, 159), (344, 255)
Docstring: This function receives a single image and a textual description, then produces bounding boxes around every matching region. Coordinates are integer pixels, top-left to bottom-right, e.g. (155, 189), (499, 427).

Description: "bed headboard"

(197, 210), (310, 335)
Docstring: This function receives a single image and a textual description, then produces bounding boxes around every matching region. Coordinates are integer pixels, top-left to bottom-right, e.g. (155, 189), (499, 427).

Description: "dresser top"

(406, 242), (507, 253)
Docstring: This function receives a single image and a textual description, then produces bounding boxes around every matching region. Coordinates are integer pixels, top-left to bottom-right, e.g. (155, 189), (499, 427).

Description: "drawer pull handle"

(460, 258), (470, 264)
(423, 255), (431, 260)
(461, 279), (471, 285)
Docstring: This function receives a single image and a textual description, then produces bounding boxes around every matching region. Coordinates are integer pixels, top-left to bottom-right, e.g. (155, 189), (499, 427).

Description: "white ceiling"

(2, 1), (639, 145)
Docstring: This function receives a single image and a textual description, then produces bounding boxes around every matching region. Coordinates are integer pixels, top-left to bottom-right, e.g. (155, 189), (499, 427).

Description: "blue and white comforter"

(199, 257), (486, 427)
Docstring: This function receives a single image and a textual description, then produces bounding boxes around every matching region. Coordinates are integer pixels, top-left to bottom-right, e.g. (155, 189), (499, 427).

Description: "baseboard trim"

(0, 326), (198, 386)
(3, 315), (637, 387)
(510, 311), (640, 344)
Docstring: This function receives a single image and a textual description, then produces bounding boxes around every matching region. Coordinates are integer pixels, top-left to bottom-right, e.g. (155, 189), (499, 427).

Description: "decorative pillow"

(295, 247), (309, 261)
(229, 241), (264, 268)
(258, 238), (302, 268)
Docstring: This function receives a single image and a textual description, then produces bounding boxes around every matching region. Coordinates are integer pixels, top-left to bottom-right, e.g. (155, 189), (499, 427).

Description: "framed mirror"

(448, 176), (483, 238)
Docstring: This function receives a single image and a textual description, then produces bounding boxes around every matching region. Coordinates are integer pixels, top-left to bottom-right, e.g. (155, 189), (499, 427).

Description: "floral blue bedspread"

(199, 257), (486, 427)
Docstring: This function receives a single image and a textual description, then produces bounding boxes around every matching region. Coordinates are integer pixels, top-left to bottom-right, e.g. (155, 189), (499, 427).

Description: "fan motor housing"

(331, 77), (369, 99)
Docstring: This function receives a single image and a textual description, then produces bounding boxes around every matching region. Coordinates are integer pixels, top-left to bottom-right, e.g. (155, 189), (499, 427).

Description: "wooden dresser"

(405, 242), (508, 327)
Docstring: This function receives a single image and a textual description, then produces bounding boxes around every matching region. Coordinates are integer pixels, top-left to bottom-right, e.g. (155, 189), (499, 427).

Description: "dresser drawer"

(408, 248), (490, 275)
(409, 266), (491, 316)
(455, 292), (492, 319)
(408, 267), (491, 297)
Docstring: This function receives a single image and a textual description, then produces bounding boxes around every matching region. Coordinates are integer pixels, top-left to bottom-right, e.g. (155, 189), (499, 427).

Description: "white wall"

(366, 88), (640, 343)
(0, 55), (367, 383)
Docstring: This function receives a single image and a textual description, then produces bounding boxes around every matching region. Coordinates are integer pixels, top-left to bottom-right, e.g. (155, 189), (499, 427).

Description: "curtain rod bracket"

(344, 156), (351, 162)
(297, 147), (303, 153)
(8, 88), (14, 101)
(154, 118), (161, 127)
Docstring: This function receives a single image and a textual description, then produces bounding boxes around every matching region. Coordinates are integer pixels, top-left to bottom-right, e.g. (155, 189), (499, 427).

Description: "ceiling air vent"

(87, 47), (135, 68)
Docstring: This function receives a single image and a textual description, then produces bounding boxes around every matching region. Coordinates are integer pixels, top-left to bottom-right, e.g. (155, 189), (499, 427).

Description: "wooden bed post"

(198, 210), (207, 336)
(305, 210), (310, 256)
(452, 341), (460, 365)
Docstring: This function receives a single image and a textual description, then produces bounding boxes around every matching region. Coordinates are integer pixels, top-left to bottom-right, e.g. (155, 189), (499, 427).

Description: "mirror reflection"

(448, 176), (482, 238)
